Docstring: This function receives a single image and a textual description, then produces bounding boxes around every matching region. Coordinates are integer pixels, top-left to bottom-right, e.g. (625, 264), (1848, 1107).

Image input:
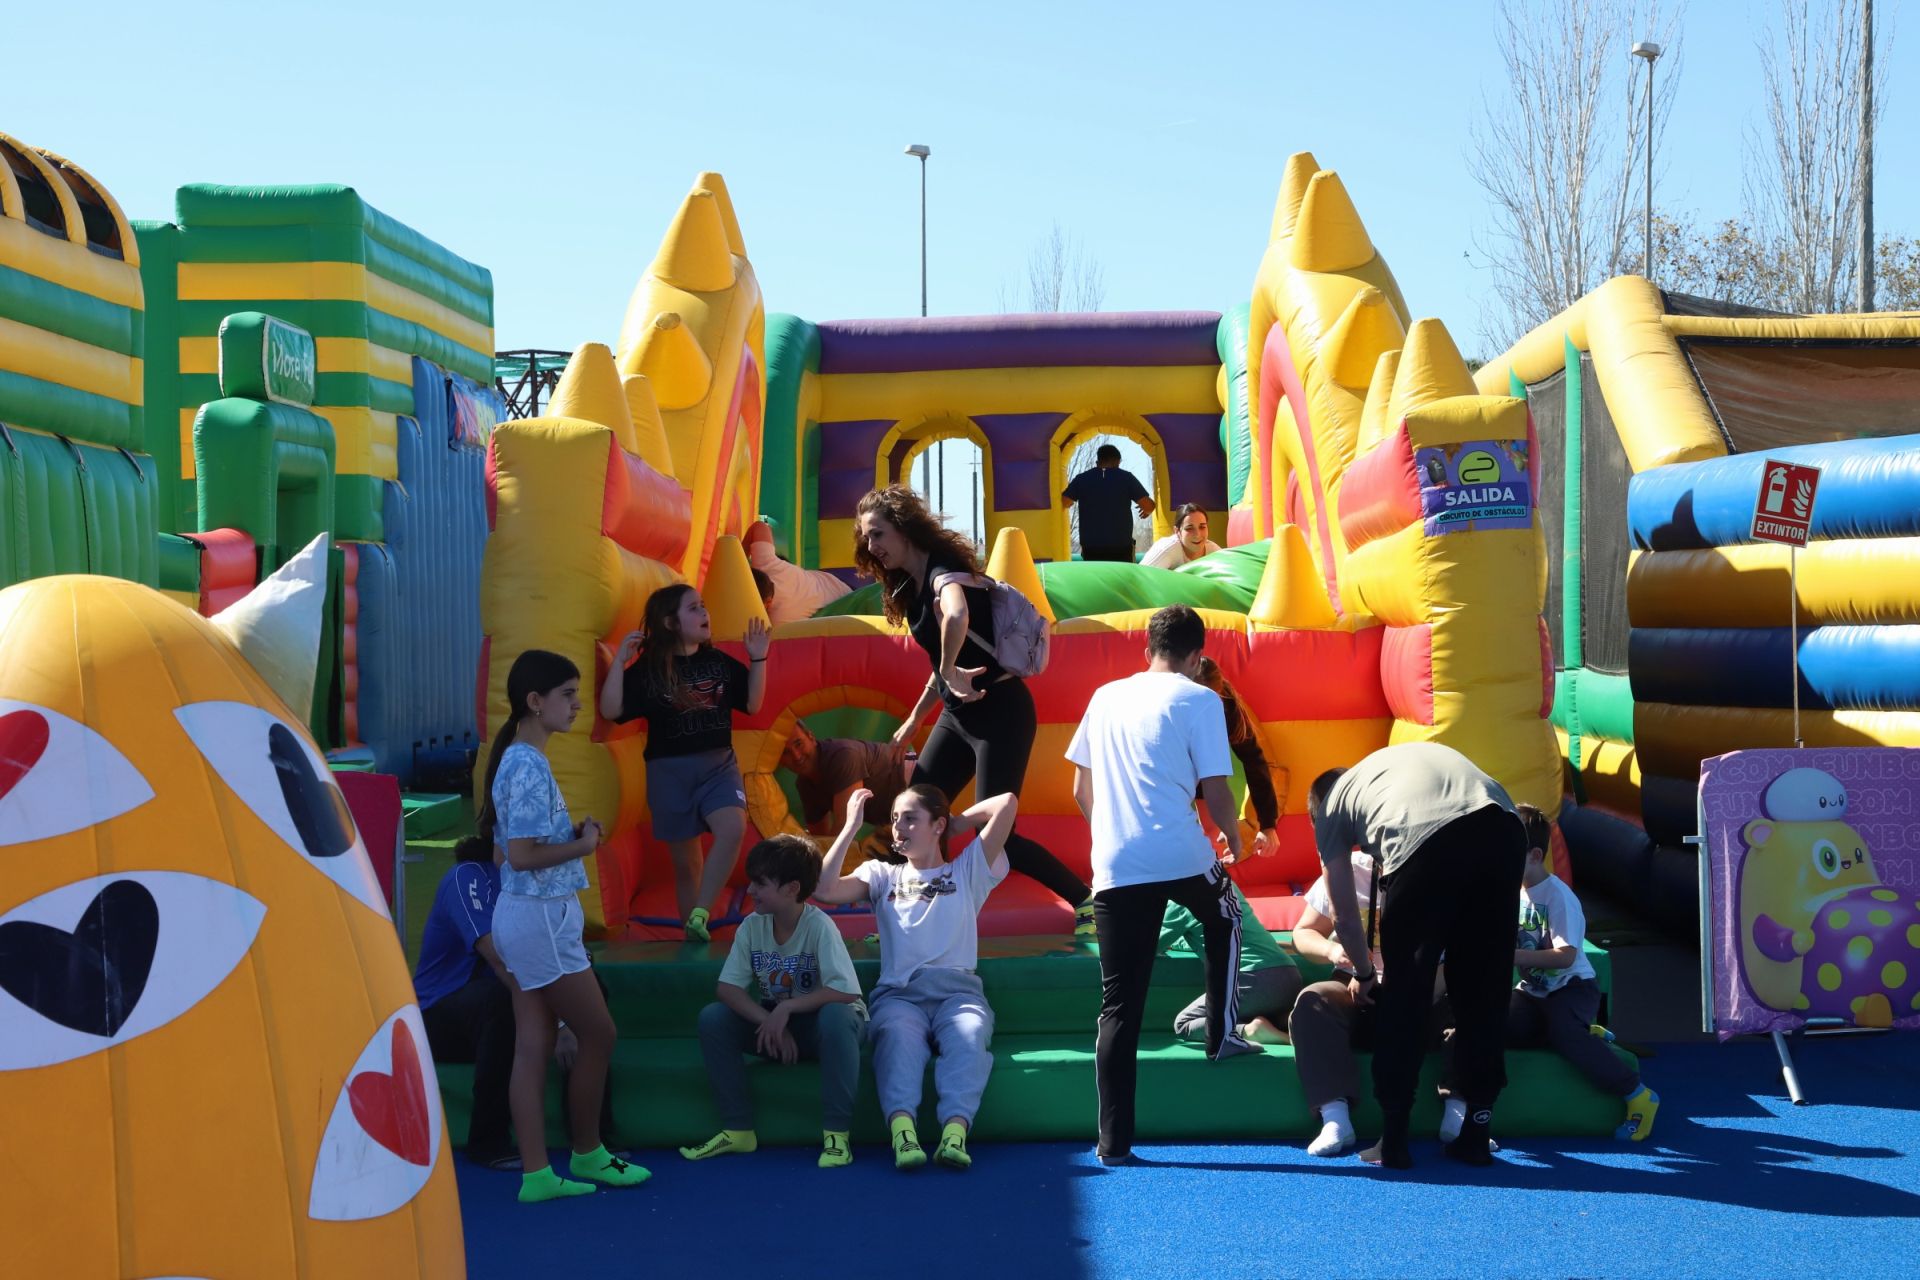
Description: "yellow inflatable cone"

(633, 312), (713, 411)
(650, 187), (736, 293)
(622, 374), (676, 475)
(1323, 287), (1405, 390)
(985, 527), (1054, 623)
(1387, 318), (1479, 426)
(702, 534), (769, 640)
(1289, 171), (1375, 274)
(549, 344), (642, 454)
(1248, 525), (1337, 631)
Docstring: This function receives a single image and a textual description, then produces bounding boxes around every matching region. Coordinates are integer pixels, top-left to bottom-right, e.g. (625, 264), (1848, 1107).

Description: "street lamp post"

(1632, 41), (1662, 283)
(903, 144), (941, 510)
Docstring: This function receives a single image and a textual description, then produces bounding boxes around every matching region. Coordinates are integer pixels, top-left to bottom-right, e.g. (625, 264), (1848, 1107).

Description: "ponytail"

(475, 648), (581, 846)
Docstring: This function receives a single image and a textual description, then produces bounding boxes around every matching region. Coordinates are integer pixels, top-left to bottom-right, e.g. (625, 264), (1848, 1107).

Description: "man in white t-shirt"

(1066, 604), (1254, 1165)
(1139, 503), (1222, 570)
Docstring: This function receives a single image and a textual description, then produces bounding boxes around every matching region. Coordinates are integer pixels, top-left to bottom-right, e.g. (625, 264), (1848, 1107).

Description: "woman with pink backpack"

(853, 485), (1095, 936)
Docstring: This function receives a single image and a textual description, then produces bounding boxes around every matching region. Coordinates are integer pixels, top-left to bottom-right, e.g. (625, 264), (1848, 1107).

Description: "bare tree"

(1469, 0), (1682, 348)
(999, 222), (1106, 313)
(1635, 209), (1920, 311)
(1748, 0), (1894, 312)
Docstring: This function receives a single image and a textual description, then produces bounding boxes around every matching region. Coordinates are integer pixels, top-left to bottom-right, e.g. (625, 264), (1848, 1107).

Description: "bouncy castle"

(7, 115), (1920, 1258)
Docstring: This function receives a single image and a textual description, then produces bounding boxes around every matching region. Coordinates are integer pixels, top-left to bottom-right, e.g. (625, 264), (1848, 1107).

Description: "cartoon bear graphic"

(1738, 766), (1920, 1027)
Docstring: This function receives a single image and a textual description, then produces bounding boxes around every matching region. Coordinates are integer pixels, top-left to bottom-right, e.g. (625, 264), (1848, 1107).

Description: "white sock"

(1439, 1097), (1468, 1142)
(1308, 1101), (1354, 1156)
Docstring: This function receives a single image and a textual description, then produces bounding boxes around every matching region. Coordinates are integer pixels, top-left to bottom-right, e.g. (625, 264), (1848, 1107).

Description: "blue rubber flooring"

(458, 1033), (1920, 1278)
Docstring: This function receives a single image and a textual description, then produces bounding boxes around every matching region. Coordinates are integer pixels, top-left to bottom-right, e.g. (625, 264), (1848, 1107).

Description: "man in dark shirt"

(1063, 443), (1155, 562)
(780, 721), (910, 859)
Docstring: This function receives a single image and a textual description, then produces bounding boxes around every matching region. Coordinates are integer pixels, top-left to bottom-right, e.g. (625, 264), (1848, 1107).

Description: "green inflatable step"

(435, 1033), (1637, 1150)
(589, 936), (1612, 1039)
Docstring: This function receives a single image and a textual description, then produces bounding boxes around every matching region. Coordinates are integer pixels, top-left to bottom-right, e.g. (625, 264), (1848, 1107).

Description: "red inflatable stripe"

(1380, 623), (1435, 726)
(1339, 423), (1422, 551)
(600, 436), (692, 564)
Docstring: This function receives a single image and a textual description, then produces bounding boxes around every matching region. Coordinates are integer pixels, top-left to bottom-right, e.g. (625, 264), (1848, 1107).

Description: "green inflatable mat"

(436, 936), (1629, 1147)
(437, 1034), (1636, 1149)
(588, 934), (1611, 1038)
(814, 541), (1273, 623)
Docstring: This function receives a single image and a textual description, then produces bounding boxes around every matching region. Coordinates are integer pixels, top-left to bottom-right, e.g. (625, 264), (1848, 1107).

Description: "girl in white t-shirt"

(815, 783), (1013, 1170)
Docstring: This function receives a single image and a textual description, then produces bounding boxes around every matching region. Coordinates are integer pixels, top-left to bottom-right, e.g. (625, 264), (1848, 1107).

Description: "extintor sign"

(1750, 460), (1821, 547)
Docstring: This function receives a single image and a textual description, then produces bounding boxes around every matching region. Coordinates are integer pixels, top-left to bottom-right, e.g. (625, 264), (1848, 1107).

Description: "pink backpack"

(931, 571), (1051, 679)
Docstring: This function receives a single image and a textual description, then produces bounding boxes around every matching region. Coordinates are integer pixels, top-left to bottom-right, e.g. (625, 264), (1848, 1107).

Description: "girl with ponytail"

(483, 649), (649, 1201)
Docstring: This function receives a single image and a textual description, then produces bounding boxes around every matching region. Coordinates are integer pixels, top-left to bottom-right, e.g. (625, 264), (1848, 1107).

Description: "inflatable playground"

(4, 124), (1920, 1275)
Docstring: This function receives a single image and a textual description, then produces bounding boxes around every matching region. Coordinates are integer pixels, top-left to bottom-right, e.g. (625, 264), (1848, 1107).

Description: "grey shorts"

(647, 749), (747, 842)
(492, 892), (591, 991)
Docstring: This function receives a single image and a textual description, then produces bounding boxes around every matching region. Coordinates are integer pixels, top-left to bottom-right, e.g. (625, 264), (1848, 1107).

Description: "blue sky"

(12, 0), (1916, 364)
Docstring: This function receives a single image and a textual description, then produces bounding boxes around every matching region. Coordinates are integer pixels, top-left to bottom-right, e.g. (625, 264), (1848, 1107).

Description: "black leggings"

(1092, 864), (1243, 1157)
(912, 677), (1089, 908)
(1372, 804), (1527, 1137)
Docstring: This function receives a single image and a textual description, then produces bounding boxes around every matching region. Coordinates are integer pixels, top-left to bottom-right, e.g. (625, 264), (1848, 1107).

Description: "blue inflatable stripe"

(354, 356), (490, 783)
(1629, 624), (1920, 711)
(1629, 435), (1920, 551)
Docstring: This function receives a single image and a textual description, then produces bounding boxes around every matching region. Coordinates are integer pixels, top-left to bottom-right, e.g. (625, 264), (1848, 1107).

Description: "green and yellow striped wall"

(0, 131), (157, 589)
(137, 186), (494, 540)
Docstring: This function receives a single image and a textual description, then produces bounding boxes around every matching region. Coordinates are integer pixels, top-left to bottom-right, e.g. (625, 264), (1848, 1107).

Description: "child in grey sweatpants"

(813, 782), (1015, 1171)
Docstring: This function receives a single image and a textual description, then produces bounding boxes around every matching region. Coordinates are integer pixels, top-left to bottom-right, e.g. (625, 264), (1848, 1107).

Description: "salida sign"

(1751, 460), (1821, 547)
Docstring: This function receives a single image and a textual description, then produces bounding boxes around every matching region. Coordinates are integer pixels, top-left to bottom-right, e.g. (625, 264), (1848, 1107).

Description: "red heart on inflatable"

(0, 710), (50, 803)
(348, 1019), (432, 1166)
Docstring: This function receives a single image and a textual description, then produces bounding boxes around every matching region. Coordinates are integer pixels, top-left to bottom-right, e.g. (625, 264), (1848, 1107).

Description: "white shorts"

(492, 892), (590, 991)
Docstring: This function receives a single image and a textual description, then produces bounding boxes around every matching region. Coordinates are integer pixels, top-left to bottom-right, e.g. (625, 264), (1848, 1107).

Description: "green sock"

(935, 1121), (972, 1169)
(518, 1165), (596, 1203)
(1073, 902), (1098, 935)
(679, 1129), (758, 1161)
(890, 1115), (926, 1170)
(684, 907), (711, 942)
(569, 1144), (651, 1187)
(819, 1130), (852, 1169)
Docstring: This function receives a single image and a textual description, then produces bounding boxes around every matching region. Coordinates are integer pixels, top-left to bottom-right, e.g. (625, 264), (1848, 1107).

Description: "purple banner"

(1701, 747), (1920, 1039)
(1415, 438), (1533, 534)
(816, 312), (1222, 374)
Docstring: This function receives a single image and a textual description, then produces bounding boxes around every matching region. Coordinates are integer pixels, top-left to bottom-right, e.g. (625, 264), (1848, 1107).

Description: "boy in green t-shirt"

(1159, 880), (1303, 1044)
(681, 835), (868, 1169)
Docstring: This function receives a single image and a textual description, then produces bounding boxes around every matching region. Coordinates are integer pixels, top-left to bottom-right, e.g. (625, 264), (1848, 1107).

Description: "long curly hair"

(638, 583), (710, 710)
(853, 485), (982, 626)
(1194, 656), (1255, 749)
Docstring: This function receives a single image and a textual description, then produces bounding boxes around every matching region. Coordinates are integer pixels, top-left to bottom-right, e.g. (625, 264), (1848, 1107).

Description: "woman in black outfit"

(853, 485), (1096, 935)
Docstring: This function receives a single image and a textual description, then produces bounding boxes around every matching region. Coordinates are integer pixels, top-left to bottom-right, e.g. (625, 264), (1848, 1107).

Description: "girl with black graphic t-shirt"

(852, 485), (1093, 934)
(599, 583), (768, 941)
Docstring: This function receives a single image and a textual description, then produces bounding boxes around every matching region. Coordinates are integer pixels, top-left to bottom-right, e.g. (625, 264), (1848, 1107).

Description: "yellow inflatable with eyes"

(0, 575), (463, 1277)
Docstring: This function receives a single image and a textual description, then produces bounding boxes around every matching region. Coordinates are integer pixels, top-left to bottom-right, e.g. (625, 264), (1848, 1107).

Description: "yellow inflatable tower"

(1247, 153), (1559, 818)
(615, 173), (766, 585)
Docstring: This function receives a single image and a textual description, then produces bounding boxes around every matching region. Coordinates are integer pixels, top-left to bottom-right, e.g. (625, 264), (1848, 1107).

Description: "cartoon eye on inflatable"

(174, 702), (388, 918)
(310, 1005), (444, 1221)
(0, 699), (153, 847)
(1813, 838), (1842, 879)
(0, 871), (265, 1071)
